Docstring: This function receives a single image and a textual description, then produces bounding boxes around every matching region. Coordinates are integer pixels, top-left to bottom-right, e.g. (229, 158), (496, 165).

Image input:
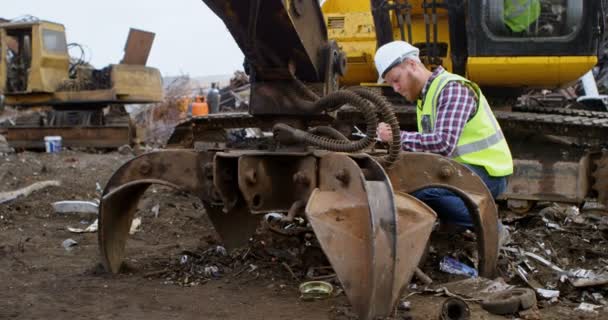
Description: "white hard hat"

(374, 41), (420, 83)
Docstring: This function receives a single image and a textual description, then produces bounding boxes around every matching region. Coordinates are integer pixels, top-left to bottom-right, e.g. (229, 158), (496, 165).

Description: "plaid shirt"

(400, 66), (477, 156)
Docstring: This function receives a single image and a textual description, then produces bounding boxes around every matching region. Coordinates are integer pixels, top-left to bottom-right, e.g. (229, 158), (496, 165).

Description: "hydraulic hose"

(349, 87), (401, 168)
(276, 84), (401, 168)
(298, 90), (378, 152)
(308, 126), (350, 141)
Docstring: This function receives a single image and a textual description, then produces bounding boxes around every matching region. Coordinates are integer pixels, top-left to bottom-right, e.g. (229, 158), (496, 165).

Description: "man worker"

(374, 40), (513, 246)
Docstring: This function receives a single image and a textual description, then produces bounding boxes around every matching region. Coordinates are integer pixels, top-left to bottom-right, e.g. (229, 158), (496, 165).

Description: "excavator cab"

(323, 0), (607, 211)
(466, 0), (600, 87)
(0, 20), (69, 94)
(324, 0), (602, 88)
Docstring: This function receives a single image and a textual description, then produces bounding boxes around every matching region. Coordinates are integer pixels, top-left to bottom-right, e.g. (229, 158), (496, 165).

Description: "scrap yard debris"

(0, 180), (61, 204)
(498, 204), (608, 306)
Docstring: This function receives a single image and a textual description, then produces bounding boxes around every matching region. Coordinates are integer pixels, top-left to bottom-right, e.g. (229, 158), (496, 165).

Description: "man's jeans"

(411, 164), (507, 228)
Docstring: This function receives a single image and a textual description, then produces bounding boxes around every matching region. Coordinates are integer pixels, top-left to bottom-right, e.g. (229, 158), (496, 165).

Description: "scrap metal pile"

(500, 204), (608, 308)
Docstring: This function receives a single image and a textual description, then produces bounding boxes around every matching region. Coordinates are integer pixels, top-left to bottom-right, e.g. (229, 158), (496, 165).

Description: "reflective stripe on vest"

(452, 99), (504, 157)
(416, 71), (513, 176)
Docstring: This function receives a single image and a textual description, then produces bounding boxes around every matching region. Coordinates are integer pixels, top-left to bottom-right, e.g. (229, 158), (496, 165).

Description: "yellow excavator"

(0, 19), (162, 149)
(97, 1), (606, 319)
(324, 0), (599, 88)
(321, 0), (608, 212)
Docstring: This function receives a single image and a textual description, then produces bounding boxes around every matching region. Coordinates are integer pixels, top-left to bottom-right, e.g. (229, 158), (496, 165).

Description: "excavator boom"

(98, 1), (500, 318)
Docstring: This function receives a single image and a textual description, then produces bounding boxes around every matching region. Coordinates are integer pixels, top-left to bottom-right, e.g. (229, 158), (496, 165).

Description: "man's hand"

(376, 122), (393, 142)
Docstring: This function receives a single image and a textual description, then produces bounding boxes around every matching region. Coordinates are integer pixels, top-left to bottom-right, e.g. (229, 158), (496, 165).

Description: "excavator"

(97, 1), (605, 319)
(0, 18), (162, 149)
(324, 0), (608, 212)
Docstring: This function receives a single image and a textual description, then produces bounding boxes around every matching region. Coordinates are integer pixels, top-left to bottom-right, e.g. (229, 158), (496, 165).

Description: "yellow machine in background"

(321, 0), (608, 211)
(322, 0), (598, 88)
(0, 19), (162, 149)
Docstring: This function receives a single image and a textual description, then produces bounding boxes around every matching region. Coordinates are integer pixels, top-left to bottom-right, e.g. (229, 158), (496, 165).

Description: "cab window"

(42, 29), (67, 54)
(484, 0), (582, 38)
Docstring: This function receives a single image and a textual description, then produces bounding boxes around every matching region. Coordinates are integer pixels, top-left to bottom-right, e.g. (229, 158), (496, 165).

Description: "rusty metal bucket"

(98, 150), (497, 319)
(306, 153), (436, 319)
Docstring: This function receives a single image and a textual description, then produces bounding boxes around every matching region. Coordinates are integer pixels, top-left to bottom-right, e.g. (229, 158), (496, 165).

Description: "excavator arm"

(97, 1), (500, 319)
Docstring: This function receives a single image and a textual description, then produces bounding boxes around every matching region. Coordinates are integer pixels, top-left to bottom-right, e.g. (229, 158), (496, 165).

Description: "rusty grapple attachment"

(98, 149), (498, 319)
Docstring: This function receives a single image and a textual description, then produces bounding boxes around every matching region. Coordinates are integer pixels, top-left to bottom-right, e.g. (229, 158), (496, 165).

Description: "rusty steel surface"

(99, 150), (214, 272)
(503, 158), (589, 204)
(237, 155), (317, 213)
(201, 0), (328, 82)
(386, 152), (499, 278)
(99, 149), (438, 319)
(165, 106), (605, 217)
(7, 125), (132, 149)
(121, 28), (155, 66)
(250, 82), (317, 115)
(306, 153), (436, 319)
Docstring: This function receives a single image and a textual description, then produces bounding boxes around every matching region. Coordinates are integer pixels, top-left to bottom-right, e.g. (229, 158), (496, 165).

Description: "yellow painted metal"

(321, 0), (595, 88)
(467, 56), (598, 87)
(0, 29), (6, 93)
(322, 0), (452, 85)
(27, 21), (70, 93)
(111, 64), (163, 102)
(1, 20), (162, 106)
(0, 20), (70, 94)
(321, 0), (370, 13)
(325, 12), (377, 85)
(5, 64), (163, 105)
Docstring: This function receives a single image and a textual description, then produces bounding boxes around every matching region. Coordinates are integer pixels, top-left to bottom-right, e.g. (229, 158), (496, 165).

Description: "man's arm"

(400, 81), (477, 156)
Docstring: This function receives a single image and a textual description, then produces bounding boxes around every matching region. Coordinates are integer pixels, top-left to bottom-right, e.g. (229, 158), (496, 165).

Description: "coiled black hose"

(308, 126), (350, 141)
(349, 87), (401, 167)
(283, 80), (401, 167)
(299, 90), (378, 152)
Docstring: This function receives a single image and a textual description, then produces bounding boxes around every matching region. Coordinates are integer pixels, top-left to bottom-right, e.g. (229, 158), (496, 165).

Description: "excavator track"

(512, 105), (608, 119)
(166, 104), (608, 209)
(171, 106), (608, 147)
(338, 106), (608, 141)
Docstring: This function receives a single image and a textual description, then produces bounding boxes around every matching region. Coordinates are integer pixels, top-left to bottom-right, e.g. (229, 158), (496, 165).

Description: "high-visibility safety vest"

(504, 0), (541, 33)
(416, 71), (514, 177)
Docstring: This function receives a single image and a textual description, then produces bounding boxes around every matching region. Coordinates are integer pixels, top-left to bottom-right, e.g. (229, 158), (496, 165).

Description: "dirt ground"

(1, 149), (607, 319)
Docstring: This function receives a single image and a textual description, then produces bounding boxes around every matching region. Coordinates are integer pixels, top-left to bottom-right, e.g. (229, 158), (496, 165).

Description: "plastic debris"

(52, 200), (98, 214)
(67, 219), (98, 233)
(575, 302), (601, 313)
(67, 217), (140, 234)
(62, 238), (78, 251)
(536, 288), (560, 299)
(439, 256), (478, 278)
(569, 270), (608, 287)
(203, 265), (220, 278)
(0, 180), (61, 204)
(129, 217), (142, 234)
(434, 277), (513, 301)
(502, 247), (566, 274)
(180, 255), (189, 265)
(151, 204), (160, 218)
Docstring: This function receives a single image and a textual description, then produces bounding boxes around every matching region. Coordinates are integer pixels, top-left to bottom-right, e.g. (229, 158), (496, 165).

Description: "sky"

(3, 0), (246, 77)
